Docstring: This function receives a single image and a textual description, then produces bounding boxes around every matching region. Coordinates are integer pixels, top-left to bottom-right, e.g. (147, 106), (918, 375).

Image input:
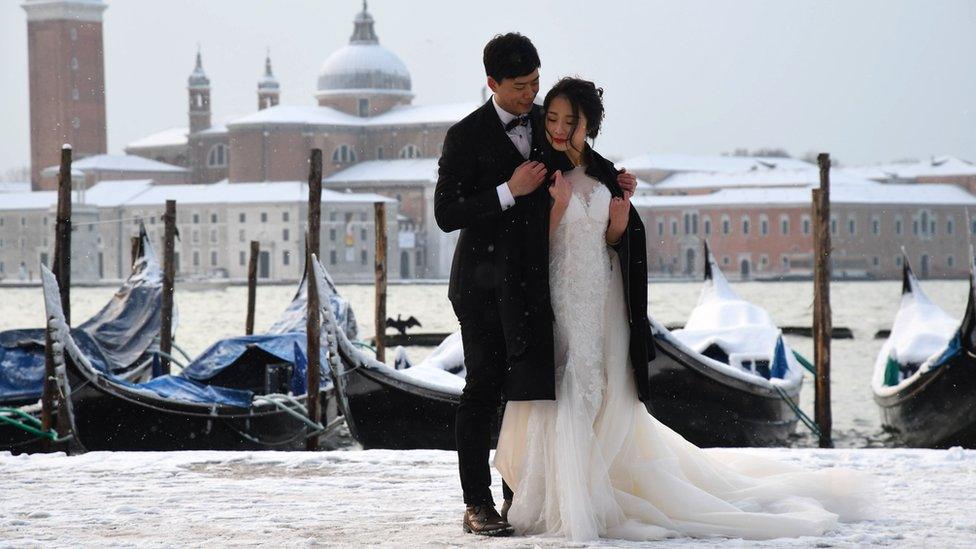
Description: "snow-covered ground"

(1, 448), (973, 547)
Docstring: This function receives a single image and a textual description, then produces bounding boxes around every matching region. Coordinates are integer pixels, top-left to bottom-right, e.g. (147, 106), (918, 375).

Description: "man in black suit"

(434, 33), (545, 537)
(435, 33), (638, 537)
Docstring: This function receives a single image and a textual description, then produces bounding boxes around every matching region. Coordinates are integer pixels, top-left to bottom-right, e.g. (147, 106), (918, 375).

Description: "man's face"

(488, 69), (540, 115)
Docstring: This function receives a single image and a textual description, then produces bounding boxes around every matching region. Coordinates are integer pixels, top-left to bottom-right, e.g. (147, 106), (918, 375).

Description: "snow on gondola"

(872, 252), (976, 448)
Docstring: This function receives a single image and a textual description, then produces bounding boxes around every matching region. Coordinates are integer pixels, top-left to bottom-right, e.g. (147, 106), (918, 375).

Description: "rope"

(792, 350), (816, 375)
(153, 350), (187, 370)
(773, 385), (822, 438)
(351, 340), (376, 354)
(252, 393), (325, 432)
(0, 407), (72, 442)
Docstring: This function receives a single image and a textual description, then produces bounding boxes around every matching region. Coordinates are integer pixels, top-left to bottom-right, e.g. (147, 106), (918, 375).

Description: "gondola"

(872, 253), (976, 448)
(646, 242), (805, 447)
(0, 226), (163, 452)
(36, 255), (343, 451)
(330, 242), (805, 450)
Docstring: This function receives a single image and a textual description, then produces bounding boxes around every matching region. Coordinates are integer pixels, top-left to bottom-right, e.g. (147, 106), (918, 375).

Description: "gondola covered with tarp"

(872, 253), (976, 448)
(37, 254), (345, 451)
(0, 227), (163, 452)
(330, 242), (807, 450)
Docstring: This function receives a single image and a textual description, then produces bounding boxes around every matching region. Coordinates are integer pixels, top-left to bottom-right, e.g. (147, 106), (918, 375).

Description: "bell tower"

(22, 0), (108, 191)
(188, 47), (211, 134)
(257, 50), (280, 110)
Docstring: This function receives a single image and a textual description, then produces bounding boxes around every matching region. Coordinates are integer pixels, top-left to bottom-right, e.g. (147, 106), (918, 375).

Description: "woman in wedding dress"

(493, 77), (874, 542)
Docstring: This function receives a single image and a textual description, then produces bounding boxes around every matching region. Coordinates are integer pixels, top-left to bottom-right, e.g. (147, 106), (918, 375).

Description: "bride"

(493, 77), (874, 542)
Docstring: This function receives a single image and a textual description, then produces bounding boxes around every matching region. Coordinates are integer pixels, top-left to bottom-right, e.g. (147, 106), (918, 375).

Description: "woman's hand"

(606, 191), (632, 244)
(548, 170), (572, 209)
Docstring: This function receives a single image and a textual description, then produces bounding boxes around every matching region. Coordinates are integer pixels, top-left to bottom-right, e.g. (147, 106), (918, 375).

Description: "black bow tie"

(504, 114), (530, 132)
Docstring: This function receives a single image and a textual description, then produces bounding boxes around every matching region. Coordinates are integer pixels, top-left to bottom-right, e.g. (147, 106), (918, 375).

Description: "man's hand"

(617, 168), (638, 195)
(508, 161), (547, 197)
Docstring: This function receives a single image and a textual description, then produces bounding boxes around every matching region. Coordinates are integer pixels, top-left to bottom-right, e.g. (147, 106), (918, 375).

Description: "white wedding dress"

(494, 167), (873, 542)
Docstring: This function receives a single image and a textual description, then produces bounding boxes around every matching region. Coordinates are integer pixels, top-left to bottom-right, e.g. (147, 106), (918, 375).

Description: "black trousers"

(453, 295), (514, 507)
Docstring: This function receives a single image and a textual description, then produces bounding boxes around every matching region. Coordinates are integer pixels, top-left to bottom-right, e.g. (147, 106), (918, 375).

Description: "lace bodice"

(549, 167), (612, 413)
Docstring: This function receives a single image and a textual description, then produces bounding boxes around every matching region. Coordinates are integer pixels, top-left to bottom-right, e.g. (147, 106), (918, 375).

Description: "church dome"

(315, 3), (412, 98)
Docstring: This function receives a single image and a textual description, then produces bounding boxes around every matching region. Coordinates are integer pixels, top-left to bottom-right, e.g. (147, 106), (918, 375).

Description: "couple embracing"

(435, 33), (872, 543)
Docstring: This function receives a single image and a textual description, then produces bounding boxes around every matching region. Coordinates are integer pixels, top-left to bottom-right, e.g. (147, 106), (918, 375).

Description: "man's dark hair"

(543, 77), (605, 141)
(483, 33), (541, 82)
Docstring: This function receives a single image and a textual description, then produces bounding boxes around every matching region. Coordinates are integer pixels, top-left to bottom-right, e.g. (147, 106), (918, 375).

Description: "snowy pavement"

(1, 448), (973, 548)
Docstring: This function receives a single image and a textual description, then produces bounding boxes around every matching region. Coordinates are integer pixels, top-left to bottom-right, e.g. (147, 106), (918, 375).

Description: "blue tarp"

(112, 375), (254, 408)
(180, 332), (330, 389)
(0, 328), (110, 403)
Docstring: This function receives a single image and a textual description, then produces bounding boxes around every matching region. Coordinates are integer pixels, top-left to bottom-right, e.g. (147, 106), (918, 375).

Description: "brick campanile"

(22, 0), (108, 191)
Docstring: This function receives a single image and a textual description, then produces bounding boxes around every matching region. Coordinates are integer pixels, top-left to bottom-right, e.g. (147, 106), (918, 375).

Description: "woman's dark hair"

(543, 77), (605, 140)
(483, 33), (541, 82)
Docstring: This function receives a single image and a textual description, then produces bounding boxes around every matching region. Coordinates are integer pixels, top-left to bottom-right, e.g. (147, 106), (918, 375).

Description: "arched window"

(399, 144), (421, 159)
(207, 143), (228, 167)
(332, 144), (357, 164)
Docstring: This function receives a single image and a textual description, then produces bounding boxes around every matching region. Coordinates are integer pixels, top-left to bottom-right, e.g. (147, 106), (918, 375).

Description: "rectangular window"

(210, 251), (218, 266)
(848, 219), (856, 235)
(704, 220), (711, 235)
(873, 256), (880, 267)
(282, 229), (289, 242)
(948, 219), (955, 235)
(260, 212), (268, 223)
(670, 220), (677, 236)
(831, 219), (837, 235)
(192, 213), (199, 224)
(361, 250), (368, 265)
(239, 212), (246, 223)
(896, 220), (903, 235)
(358, 98), (369, 117)
(210, 213), (217, 223)
(742, 219), (750, 235)
(283, 250), (290, 266)
(330, 228), (337, 241)
(193, 251), (200, 267)
(239, 251), (246, 266)
(282, 211), (289, 222)
(239, 229), (245, 242)
(377, 147), (385, 160)
(210, 229), (217, 243)
(360, 228), (367, 241)
(722, 220), (730, 235)
(948, 256), (955, 267)
(330, 250), (337, 265)
(872, 219), (880, 235)
(192, 230), (199, 243)
(760, 219), (768, 235)
(657, 221), (664, 236)
(781, 218), (789, 235)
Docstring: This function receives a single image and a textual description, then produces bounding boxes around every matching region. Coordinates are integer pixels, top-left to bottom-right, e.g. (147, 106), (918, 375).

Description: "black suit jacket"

(544, 147), (656, 403)
(435, 99), (556, 401)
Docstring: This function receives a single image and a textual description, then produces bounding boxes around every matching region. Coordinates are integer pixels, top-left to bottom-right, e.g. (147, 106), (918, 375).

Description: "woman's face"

(545, 95), (587, 155)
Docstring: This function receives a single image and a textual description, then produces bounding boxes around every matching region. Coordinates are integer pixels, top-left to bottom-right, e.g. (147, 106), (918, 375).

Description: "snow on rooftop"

(654, 168), (878, 190)
(121, 180), (394, 207)
(197, 124), (229, 136)
(896, 156), (976, 178)
(632, 183), (976, 209)
(41, 154), (187, 176)
(228, 102), (478, 129)
(0, 190), (59, 211)
(125, 127), (189, 150)
(619, 153), (815, 173)
(324, 158), (439, 184)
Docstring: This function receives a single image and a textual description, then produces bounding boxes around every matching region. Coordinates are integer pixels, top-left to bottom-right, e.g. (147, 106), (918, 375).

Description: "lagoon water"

(1, 278), (969, 448)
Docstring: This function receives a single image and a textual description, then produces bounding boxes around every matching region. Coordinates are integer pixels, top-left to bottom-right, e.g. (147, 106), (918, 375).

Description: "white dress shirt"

(492, 95), (532, 211)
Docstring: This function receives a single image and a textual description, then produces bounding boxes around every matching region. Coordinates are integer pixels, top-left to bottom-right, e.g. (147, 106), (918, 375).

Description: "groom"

(435, 33), (637, 537)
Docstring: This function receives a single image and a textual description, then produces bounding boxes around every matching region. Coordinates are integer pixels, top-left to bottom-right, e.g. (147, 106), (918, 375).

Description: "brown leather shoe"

(462, 504), (514, 537)
(500, 499), (512, 523)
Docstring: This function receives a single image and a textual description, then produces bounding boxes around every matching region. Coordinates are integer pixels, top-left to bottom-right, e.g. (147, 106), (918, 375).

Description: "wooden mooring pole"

(160, 200), (176, 375)
(374, 201), (388, 364)
(305, 149), (323, 451)
(245, 240), (260, 335)
(812, 153), (833, 448)
(41, 145), (73, 449)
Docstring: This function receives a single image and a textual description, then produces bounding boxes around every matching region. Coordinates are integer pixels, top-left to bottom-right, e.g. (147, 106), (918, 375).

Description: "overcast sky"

(1, 0), (973, 177)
